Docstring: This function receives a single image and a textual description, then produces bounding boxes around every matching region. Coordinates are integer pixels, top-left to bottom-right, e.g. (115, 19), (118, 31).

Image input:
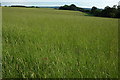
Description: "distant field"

(2, 7), (118, 78)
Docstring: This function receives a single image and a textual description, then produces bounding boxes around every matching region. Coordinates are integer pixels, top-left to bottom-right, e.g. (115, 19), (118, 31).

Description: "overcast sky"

(1, 0), (120, 8)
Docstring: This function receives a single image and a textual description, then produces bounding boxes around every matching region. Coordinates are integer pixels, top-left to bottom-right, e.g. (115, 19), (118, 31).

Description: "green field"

(2, 7), (118, 78)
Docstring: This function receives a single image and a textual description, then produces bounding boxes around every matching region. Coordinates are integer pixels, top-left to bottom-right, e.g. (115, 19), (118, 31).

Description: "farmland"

(2, 7), (118, 78)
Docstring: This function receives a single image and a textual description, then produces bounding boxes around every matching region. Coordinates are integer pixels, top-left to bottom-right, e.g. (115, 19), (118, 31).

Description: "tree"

(59, 5), (70, 10)
(70, 4), (76, 8)
(116, 5), (120, 18)
(59, 4), (79, 11)
(117, 5), (120, 10)
(91, 6), (101, 16)
(69, 4), (78, 10)
(91, 6), (97, 14)
(104, 6), (111, 10)
(112, 5), (117, 9)
(101, 6), (117, 18)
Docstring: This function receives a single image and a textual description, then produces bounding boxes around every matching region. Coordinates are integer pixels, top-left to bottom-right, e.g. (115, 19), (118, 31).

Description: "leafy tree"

(59, 5), (69, 10)
(91, 6), (101, 16)
(116, 5), (120, 18)
(70, 4), (76, 8)
(69, 4), (78, 10)
(59, 4), (79, 11)
(117, 5), (120, 9)
(59, 4), (120, 18)
(101, 6), (117, 18)
(91, 6), (97, 14)
(112, 5), (117, 9)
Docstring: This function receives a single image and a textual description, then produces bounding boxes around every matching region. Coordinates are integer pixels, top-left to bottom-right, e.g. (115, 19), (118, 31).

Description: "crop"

(2, 7), (118, 78)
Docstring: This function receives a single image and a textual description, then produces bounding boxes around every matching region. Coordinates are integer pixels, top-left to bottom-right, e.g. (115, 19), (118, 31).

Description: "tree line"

(59, 4), (120, 18)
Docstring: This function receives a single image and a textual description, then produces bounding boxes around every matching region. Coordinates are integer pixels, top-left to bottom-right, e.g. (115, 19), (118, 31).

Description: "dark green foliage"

(59, 4), (80, 11)
(79, 5), (120, 18)
(116, 5), (120, 18)
(91, 6), (102, 16)
(11, 5), (26, 7)
(116, 10), (120, 18)
(101, 6), (118, 18)
(91, 6), (97, 14)
(59, 4), (120, 18)
(80, 9), (91, 13)
(59, 4), (91, 15)
(91, 5), (120, 18)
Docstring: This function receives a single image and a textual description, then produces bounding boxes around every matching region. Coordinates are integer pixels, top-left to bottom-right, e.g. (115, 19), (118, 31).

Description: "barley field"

(2, 7), (118, 78)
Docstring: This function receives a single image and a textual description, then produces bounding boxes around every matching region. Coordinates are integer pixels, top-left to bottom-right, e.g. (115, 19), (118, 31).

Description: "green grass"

(2, 7), (118, 78)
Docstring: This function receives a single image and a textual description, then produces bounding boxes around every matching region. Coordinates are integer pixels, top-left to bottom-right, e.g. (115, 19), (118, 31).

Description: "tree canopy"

(59, 4), (80, 11)
(59, 4), (120, 18)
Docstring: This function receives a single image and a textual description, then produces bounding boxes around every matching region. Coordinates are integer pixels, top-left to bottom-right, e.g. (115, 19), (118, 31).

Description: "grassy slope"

(2, 7), (118, 78)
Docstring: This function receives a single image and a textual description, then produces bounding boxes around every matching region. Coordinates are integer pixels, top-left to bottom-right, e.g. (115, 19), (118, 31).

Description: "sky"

(1, 0), (120, 8)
